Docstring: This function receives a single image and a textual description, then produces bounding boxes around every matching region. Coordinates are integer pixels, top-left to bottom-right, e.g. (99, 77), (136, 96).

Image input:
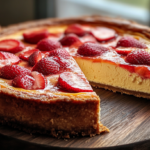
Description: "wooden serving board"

(1, 88), (150, 149)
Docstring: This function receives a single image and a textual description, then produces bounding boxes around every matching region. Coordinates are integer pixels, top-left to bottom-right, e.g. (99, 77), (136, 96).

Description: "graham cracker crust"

(0, 118), (108, 139)
(90, 81), (150, 99)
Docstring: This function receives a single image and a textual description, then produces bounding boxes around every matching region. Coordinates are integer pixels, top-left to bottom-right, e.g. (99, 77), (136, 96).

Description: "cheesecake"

(0, 16), (113, 138)
(0, 15), (150, 138)
(0, 44), (108, 138)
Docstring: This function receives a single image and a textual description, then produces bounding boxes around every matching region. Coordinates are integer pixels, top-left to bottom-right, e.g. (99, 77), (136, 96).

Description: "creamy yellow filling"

(75, 57), (150, 94)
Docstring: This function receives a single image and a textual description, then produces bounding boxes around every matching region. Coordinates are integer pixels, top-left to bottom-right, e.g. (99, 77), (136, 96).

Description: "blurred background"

(0, 0), (149, 26)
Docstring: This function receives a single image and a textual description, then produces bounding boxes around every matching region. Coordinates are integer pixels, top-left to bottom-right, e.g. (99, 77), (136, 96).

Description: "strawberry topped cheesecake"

(0, 15), (150, 138)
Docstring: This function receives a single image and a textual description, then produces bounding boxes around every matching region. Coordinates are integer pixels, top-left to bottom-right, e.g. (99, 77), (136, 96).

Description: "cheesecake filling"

(75, 57), (150, 94)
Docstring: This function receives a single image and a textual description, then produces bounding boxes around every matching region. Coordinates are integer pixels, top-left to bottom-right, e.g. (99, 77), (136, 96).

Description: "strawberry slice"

(0, 65), (31, 79)
(19, 48), (39, 61)
(59, 34), (82, 46)
(28, 51), (42, 66)
(90, 27), (116, 42)
(32, 57), (60, 75)
(81, 35), (97, 43)
(12, 75), (35, 90)
(52, 56), (71, 70)
(58, 72), (93, 92)
(31, 71), (47, 90)
(116, 36), (147, 48)
(125, 49), (150, 65)
(77, 42), (109, 56)
(0, 52), (20, 67)
(23, 29), (49, 44)
(115, 48), (136, 55)
(48, 48), (71, 59)
(37, 38), (61, 51)
(0, 39), (24, 53)
(65, 24), (87, 36)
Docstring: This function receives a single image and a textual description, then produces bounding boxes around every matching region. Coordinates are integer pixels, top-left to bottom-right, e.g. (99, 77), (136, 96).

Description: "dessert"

(0, 16), (112, 139)
(0, 15), (150, 138)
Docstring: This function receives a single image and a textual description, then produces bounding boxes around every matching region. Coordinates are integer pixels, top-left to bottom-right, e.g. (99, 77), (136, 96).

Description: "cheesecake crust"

(1, 15), (150, 38)
(91, 81), (150, 99)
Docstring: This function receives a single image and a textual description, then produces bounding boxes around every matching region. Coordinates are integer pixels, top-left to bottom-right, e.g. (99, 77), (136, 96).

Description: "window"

(55, 0), (149, 25)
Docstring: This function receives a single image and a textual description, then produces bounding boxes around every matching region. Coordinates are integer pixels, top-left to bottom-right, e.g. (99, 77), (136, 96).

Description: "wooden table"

(1, 88), (150, 150)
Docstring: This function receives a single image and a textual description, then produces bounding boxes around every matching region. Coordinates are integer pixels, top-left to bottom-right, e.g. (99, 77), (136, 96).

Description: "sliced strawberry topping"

(58, 72), (93, 92)
(37, 38), (61, 51)
(116, 36), (147, 48)
(32, 57), (60, 75)
(0, 65), (31, 79)
(0, 39), (24, 53)
(81, 35), (97, 43)
(126, 49), (150, 65)
(48, 48), (71, 59)
(77, 42), (109, 56)
(115, 48), (136, 55)
(52, 56), (71, 70)
(28, 51), (42, 66)
(90, 27), (116, 42)
(65, 24), (87, 36)
(19, 48), (39, 61)
(59, 34), (82, 46)
(31, 71), (47, 90)
(0, 52), (20, 67)
(23, 29), (49, 44)
(12, 75), (35, 90)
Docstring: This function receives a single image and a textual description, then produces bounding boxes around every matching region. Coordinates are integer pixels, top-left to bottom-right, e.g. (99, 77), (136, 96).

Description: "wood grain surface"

(1, 88), (150, 149)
